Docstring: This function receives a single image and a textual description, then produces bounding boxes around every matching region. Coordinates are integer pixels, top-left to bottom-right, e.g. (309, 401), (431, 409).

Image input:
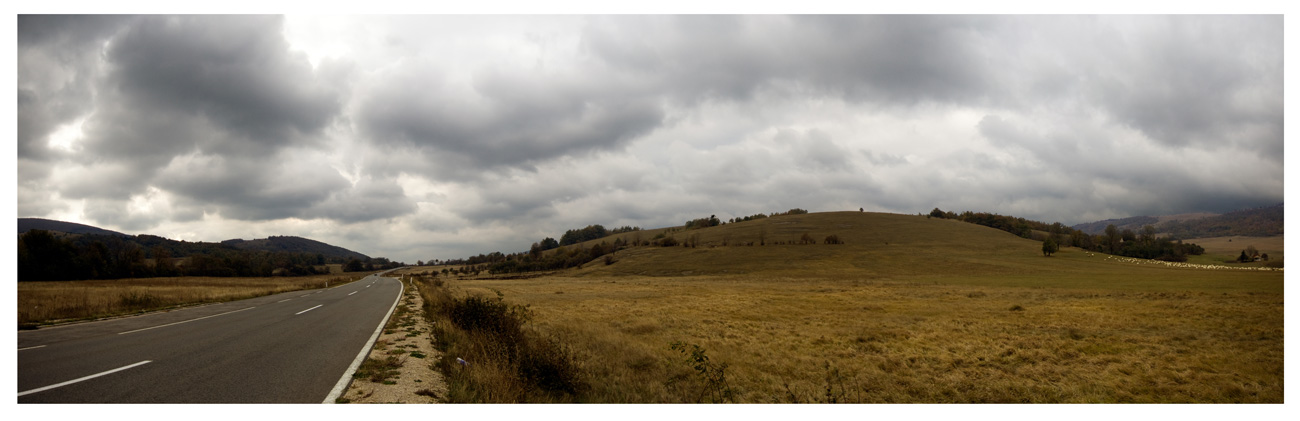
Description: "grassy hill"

(404, 210), (1282, 403)
(534, 211), (1277, 291)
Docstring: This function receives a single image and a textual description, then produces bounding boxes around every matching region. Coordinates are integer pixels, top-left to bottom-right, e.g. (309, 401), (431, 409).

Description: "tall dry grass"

(415, 276), (584, 403)
(18, 273), (359, 327)
(438, 273), (1282, 403)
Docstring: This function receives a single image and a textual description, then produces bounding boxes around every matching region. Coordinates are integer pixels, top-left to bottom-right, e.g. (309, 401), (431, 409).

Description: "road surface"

(17, 273), (403, 403)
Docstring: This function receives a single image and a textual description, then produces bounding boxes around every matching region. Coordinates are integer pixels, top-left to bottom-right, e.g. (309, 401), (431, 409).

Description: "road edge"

(322, 275), (405, 403)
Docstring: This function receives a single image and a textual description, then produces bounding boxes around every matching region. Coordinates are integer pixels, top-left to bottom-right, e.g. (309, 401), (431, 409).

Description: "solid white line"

(296, 305), (323, 315)
(18, 345), (47, 351)
(19, 360), (152, 397)
(117, 307), (256, 335)
(348, 291), (357, 296)
(324, 278), (404, 403)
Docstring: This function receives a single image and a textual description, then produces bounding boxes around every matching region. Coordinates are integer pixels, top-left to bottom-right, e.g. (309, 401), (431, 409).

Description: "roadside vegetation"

(412, 274), (583, 402)
(17, 273), (360, 328)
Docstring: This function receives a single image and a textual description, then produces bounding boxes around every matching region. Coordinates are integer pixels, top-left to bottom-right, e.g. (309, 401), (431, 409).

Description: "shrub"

(800, 233), (816, 245)
(824, 235), (842, 245)
(421, 281), (585, 402)
(668, 341), (735, 403)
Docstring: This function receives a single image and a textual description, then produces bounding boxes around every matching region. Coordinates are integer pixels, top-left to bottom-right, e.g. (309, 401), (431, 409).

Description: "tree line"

(17, 229), (394, 281)
(928, 208), (1204, 262)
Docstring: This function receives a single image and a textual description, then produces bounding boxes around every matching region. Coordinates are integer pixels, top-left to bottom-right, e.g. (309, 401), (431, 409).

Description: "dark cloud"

(17, 15), (131, 161)
(357, 61), (663, 178)
(91, 15), (342, 159)
(154, 153), (349, 221)
(18, 15), (374, 226)
(580, 15), (999, 105)
(309, 177), (419, 223)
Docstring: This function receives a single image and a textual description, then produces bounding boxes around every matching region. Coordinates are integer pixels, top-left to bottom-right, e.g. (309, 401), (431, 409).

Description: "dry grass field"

(18, 273), (363, 327)
(401, 212), (1284, 403)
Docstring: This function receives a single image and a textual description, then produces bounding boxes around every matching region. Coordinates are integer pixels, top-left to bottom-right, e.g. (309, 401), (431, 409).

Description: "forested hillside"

(16, 218), (386, 281)
(1160, 204), (1282, 238)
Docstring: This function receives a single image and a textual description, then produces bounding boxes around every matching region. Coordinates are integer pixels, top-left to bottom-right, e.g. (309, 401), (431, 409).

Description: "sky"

(13, 14), (1285, 263)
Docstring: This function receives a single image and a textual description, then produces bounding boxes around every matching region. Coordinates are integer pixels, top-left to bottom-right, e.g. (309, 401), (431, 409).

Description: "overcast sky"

(14, 14), (1284, 263)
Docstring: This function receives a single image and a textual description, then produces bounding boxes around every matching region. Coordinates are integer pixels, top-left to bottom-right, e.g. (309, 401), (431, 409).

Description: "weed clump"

(667, 341), (735, 403)
(422, 280), (585, 402)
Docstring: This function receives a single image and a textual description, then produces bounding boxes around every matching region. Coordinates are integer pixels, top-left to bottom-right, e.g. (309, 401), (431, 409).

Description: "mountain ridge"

(1070, 203), (1282, 238)
(18, 218), (369, 261)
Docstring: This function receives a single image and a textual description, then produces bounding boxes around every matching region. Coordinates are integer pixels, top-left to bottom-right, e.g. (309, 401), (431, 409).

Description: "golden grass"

(17, 273), (361, 326)
(451, 274), (1280, 402)
(420, 212), (1283, 402)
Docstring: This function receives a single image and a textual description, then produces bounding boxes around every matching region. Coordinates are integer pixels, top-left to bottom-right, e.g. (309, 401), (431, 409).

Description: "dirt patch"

(342, 281), (447, 403)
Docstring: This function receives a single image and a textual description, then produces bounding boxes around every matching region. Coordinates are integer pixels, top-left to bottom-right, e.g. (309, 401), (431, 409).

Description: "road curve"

(18, 273), (403, 403)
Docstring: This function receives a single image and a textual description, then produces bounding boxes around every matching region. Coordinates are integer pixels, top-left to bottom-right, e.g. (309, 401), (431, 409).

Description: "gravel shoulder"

(342, 281), (448, 403)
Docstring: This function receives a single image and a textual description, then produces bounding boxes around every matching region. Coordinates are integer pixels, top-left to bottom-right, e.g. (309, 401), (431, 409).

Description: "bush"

(422, 282), (586, 401)
(799, 233), (816, 245)
(824, 235), (842, 245)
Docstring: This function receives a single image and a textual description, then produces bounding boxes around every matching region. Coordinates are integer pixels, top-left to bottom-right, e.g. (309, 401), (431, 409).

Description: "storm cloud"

(15, 15), (1283, 262)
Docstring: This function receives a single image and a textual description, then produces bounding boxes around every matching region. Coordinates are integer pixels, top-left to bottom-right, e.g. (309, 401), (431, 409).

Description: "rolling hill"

(18, 218), (129, 237)
(221, 236), (369, 261)
(565, 211), (1039, 278)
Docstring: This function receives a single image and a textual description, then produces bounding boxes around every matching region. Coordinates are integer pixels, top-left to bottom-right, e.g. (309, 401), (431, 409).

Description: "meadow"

(17, 273), (360, 327)
(400, 212), (1284, 403)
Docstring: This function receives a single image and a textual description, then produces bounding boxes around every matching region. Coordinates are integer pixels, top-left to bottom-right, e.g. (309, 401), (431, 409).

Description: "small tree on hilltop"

(1041, 237), (1058, 257)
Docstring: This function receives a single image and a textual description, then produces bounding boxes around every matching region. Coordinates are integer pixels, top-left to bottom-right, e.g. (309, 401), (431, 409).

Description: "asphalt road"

(17, 273), (403, 403)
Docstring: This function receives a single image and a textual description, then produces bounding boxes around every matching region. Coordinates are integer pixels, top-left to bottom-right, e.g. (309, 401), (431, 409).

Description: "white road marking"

(324, 277), (405, 403)
(118, 307), (256, 335)
(276, 299), (292, 303)
(19, 360), (152, 397)
(296, 305), (323, 315)
(348, 291), (357, 296)
(299, 294), (311, 298)
(18, 345), (47, 351)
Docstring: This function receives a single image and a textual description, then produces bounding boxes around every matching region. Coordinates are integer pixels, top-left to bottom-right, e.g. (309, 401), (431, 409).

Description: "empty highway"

(17, 273), (403, 403)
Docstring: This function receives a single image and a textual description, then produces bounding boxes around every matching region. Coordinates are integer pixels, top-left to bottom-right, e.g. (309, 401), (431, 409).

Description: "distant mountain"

(1071, 203), (1283, 239)
(18, 218), (369, 261)
(1160, 204), (1282, 239)
(222, 236), (369, 261)
(1071, 216), (1159, 236)
(18, 218), (129, 237)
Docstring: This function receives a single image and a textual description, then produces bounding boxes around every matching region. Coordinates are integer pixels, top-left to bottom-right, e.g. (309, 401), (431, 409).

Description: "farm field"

(1181, 235), (1284, 267)
(398, 212), (1284, 403)
(18, 273), (364, 327)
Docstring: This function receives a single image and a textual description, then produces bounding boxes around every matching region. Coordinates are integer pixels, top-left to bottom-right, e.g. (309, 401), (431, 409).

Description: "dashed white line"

(18, 345), (47, 351)
(276, 299), (292, 303)
(118, 307), (256, 335)
(348, 291), (357, 296)
(296, 305), (323, 315)
(299, 294), (311, 298)
(19, 360), (152, 397)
